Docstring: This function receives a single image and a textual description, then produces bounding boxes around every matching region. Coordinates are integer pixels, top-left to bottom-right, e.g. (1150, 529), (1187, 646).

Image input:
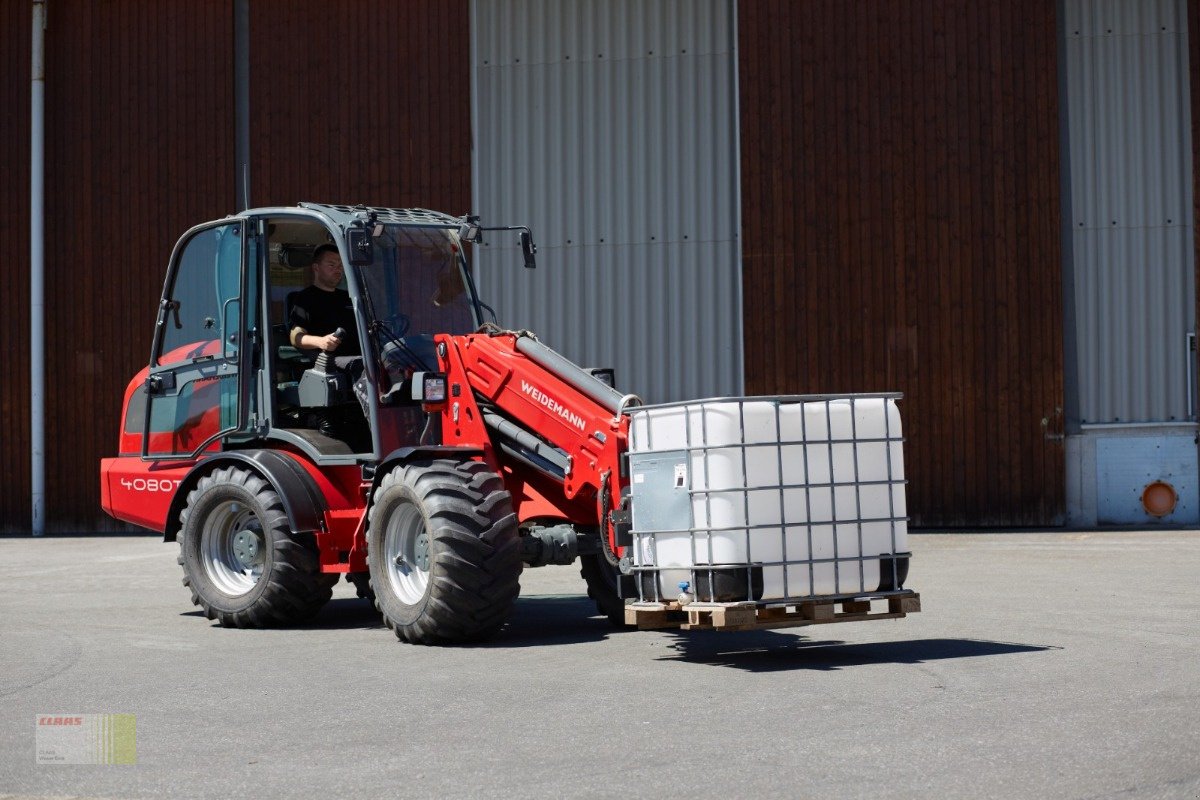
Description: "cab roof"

(296, 202), (463, 228)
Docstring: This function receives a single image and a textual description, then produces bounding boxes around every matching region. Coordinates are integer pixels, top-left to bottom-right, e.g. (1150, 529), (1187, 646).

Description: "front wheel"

(368, 459), (522, 644)
(177, 466), (336, 627)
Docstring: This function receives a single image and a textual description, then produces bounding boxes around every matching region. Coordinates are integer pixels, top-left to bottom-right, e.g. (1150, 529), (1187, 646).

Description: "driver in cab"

(289, 244), (362, 357)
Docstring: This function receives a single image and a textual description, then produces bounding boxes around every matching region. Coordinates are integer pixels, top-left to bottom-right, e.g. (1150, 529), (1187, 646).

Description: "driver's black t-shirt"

(288, 285), (361, 356)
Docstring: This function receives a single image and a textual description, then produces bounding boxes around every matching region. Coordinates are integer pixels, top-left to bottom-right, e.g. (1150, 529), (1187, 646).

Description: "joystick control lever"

(312, 327), (346, 374)
(298, 327), (349, 407)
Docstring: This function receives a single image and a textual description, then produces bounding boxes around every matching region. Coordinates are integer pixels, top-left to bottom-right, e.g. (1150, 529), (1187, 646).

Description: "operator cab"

(261, 209), (481, 459)
(133, 204), (488, 467)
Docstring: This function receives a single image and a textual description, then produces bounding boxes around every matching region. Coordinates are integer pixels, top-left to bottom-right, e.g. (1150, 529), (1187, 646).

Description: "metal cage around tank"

(623, 393), (911, 606)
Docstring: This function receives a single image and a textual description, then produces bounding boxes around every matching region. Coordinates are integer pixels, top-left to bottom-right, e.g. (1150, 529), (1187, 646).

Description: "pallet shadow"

(657, 634), (1058, 672)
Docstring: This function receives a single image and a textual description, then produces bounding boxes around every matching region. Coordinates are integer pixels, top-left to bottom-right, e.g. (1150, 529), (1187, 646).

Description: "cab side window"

(142, 223), (243, 457)
(159, 225), (241, 365)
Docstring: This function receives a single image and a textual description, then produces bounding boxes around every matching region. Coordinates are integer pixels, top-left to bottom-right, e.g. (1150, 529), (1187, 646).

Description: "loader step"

(623, 592), (921, 632)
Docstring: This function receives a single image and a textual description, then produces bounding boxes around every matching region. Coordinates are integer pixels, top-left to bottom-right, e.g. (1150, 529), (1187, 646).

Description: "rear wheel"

(177, 466), (336, 627)
(580, 553), (633, 628)
(368, 459), (522, 644)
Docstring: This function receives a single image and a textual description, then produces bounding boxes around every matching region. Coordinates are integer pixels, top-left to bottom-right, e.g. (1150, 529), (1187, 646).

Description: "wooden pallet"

(623, 593), (921, 632)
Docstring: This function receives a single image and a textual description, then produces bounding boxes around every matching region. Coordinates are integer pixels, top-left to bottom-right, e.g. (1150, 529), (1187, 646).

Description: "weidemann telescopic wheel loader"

(101, 203), (919, 644)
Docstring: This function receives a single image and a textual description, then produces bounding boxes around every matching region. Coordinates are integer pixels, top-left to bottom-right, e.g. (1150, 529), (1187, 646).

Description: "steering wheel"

(381, 313), (411, 338)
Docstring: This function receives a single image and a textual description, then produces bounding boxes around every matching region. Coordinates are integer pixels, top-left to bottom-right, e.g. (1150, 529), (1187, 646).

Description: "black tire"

(580, 553), (634, 628)
(177, 465), (337, 627)
(367, 459), (522, 644)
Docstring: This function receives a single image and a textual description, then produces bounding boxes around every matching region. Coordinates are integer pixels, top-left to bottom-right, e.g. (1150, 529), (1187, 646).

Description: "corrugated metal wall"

(248, 1), (471, 211)
(739, 1), (1065, 527)
(0, 2), (235, 530)
(1, 2), (32, 528)
(1063, 0), (1196, 424)
(470, 0), (742, 404)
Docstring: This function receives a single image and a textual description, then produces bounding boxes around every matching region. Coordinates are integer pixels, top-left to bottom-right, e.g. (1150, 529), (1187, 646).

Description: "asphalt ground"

(0, 530), (1197, 800)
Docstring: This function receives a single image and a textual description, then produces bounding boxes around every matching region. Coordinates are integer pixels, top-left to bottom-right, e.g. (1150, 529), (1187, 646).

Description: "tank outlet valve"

(677, 581), (694, 606)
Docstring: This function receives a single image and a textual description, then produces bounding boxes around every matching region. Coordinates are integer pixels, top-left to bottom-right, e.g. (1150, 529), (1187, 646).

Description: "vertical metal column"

(234, 0), (250, 210)
(30, 0), (46, 536)
(730, 0), (745, 396)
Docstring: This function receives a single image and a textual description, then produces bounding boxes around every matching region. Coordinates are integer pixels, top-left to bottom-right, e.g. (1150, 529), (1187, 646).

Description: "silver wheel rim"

(200, 500), (265, 596)
(383, 502), (430, 604)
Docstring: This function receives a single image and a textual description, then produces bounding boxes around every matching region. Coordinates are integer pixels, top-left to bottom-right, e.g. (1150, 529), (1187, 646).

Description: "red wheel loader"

(101, 203), (919, 644)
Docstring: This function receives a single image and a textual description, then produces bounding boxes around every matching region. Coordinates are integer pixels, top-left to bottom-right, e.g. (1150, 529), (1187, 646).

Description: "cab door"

(142, 221), (250, 459)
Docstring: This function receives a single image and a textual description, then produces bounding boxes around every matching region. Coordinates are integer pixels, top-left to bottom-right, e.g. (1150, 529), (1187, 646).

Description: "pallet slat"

(623, 593), (921, 632)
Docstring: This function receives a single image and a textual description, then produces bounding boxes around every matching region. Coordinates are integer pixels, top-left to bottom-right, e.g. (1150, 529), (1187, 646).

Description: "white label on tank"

(674, 464), (688, 488)
(634, 473), (645, 484)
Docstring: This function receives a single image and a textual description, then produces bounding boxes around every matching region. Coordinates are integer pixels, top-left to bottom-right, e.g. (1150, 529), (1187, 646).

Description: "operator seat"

(285, 290), (300, 331)
(273, 291), (314, 407)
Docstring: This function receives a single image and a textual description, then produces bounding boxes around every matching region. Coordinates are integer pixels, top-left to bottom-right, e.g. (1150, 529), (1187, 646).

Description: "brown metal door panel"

(0, 2), (32, 529)
(3, 1), (469, 530)
(247, 1), (471, 214)
(2, 1), (237, 530)
(738, 0), (1065, 527)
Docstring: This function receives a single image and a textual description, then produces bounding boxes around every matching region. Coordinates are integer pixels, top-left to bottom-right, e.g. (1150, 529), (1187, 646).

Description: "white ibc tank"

(627, 397), (907, 601)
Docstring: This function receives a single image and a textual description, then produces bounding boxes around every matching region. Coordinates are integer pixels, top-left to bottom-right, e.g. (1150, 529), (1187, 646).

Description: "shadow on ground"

(483, 594), (616, 647)
(657, 633), (1058, 672)
(179, 592), (612, 642)
(492, 597), (1058, 668)
(181, 597), (386, 631)
(184, 595), (1051, 669)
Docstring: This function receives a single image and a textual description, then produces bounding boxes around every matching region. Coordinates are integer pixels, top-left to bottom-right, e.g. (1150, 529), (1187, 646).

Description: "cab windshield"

(357, 225), (477, 378)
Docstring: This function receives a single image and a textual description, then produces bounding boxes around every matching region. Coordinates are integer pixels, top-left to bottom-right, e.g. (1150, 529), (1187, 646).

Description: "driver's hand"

(318, 333), (342, 352)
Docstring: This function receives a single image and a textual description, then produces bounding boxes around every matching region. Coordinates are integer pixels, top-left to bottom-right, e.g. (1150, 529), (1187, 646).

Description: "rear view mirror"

(463, 218), (537, 268)
(520, 230), (537, 270)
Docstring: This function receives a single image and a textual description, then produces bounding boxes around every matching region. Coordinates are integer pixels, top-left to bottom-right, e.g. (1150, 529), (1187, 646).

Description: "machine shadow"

(656, 633), (1058, 672)
(303, 593), (616, 643)
(300, 597), (388, 629)
(181, 596), (387, 631)
(480, 594), (618, 647)
(183, 593), (618, 641)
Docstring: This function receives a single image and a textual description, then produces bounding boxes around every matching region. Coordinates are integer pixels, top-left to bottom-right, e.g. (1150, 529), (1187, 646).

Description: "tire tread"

(368, 459), (521, 644)
(178, 465), (336, 628)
